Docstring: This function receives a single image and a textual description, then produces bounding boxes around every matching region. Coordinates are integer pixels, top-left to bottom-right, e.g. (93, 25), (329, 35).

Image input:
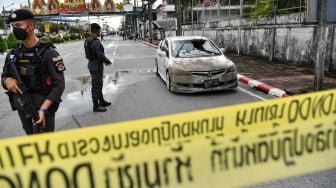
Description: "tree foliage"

(69, 26), (84, 34)
(0, 36), (8, 53)
(49, 22), (61, 33)
(251, 0), (275, 19)
(0, 15), (5, 29)
(249, 0), (302, 19)
(171, 0), (199, 10)
(6, 33), (18, 49)
(40, 22), (61, 33)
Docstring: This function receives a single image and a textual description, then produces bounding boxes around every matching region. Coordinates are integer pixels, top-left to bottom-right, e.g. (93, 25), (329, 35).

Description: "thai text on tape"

(1, 115), (335, 187)
(0, 90), (336, 187)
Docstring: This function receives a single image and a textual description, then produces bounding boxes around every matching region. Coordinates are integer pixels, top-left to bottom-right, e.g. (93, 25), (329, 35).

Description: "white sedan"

(155, 36), (238, 93)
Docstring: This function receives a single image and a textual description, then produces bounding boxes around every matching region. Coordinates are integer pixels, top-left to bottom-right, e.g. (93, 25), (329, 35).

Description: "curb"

(238, 74), (289, 98)
(138, 40), (289, 98)
(139, 40), (158, 49)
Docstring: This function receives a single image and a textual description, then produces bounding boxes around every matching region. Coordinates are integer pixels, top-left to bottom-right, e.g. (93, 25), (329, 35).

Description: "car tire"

(166, 71), (171, 91)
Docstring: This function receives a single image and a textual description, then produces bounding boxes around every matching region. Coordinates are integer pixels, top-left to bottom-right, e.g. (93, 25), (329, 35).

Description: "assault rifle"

(6, 54), (41, 128)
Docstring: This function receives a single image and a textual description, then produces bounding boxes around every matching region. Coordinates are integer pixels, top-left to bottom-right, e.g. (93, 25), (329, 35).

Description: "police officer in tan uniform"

(1, 9), (65, 134)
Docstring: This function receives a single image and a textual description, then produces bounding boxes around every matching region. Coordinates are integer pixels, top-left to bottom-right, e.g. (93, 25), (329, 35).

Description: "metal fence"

(179, 0), (305, 26)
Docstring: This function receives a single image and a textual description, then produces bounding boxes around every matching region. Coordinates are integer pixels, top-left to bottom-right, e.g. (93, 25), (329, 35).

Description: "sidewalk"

(140, 38), (336, 96)
(228, 54), (336, 95)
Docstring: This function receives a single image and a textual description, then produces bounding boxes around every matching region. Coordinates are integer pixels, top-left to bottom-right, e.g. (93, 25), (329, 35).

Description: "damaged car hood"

(172, 55), (234, 71)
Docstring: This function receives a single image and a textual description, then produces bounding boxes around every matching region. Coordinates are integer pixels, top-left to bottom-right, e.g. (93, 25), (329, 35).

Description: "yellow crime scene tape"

(0, 90), (336, 187)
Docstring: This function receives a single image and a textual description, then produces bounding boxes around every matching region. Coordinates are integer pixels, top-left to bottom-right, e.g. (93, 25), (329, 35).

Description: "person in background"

(84, 23), (112, 112)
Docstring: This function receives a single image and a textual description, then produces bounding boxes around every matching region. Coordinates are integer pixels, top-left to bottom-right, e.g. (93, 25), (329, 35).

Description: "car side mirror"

(220, 48), (226, 53)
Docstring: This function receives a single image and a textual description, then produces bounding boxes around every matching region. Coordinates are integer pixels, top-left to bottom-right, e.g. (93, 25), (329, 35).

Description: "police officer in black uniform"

(84, 23), (112, 112)
(1, 9), (65, 135)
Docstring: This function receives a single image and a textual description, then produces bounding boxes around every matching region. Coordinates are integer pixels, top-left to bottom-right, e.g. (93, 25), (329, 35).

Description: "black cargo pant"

(90, 70), (105, 106)
(17, 93), (56, 135)
(18, 110), (55, 135)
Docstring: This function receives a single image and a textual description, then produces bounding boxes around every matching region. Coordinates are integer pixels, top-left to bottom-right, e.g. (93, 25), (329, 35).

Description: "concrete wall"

(332, 28), (336, 71)
(172, 13), (336, 73)
(184, 13), (304, 30)
(274, 27), (316, 65)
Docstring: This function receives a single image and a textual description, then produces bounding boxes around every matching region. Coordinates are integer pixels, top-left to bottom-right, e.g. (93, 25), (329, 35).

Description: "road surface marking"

(63, 53), (72, 58)
(238, 86), (267, 101)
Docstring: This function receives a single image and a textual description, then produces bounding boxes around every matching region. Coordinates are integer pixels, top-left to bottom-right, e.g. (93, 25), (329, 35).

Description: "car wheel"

(166, 71), (171, 91)
(155, 59), (159, 77)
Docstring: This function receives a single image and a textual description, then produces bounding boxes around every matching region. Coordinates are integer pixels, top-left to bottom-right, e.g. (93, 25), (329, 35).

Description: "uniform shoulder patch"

(45, 49), (65, 72)
(55, 61), (66, 72)
(52, 56), (63, 62)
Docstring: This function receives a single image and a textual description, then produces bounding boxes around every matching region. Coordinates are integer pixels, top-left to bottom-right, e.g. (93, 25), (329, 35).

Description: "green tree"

(182, 0), (199, 9)
(40, 21), (61, 33)
(39, 21), (48, 33)
(0, 15), (5, 28)
(250, 0), (301, 19)
(69, 26), (84, 34)
(0, 36), (8, 53)
(251, 0), (275, 19)
(50, 22), (61, 33)
(6, 33), (18, 49)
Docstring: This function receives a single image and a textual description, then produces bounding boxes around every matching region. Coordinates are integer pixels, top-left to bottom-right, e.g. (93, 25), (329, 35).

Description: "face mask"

(13, 27), (28, 41)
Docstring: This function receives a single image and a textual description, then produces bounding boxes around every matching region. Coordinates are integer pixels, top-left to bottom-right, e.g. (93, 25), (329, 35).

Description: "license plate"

(204, 79), (219, 88)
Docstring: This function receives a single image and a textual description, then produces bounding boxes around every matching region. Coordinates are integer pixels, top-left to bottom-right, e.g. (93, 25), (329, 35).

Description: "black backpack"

(84, 37), (95, 60)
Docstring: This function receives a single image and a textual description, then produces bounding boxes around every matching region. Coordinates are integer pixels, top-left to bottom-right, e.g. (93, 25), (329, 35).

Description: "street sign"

(45, 24), (50, 33)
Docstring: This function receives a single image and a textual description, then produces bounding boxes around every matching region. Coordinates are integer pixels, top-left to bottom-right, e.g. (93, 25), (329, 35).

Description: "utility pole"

(2, 6), (7, 31)
(148, 3), (153, 43)
(133, 0), (137, 35)
(28, 0), (31, 8)
(191, 0), (194, 29)
(2, 3), (14, 34)
(314, 0), (327, 91)
(176, 0), (182, 36)
(142, 4), (146, 39)
(269, 0), (276, 62)
(240, 0), (243, 17)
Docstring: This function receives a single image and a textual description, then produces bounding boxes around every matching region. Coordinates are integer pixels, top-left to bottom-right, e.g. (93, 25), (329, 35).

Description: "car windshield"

(171, 39), (221, 58)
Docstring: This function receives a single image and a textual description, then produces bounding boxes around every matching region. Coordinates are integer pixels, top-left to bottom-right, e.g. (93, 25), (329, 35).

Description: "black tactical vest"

(84, 37), (97, 60)
(12, 42), (53, 94)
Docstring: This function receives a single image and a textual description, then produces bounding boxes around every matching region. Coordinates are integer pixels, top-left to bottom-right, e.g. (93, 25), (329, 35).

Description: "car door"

(156, 40), (163, 73)
(162, 39), (170, 76)
(156, 40), (166, 76)
(156, 40), (163, 63)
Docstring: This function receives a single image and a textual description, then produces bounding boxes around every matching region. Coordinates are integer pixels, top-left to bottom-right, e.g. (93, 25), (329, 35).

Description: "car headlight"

(171, 68), (190, 76)
(227, 65), (237, 73)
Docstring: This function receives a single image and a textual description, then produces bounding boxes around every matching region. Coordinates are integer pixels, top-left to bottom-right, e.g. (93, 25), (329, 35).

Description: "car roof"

(166, 36), (208, 42)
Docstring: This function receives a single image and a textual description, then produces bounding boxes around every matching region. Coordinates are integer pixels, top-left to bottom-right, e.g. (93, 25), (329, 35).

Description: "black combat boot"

(99, 101), (111, 107)
(93, 105), (107, 112)
(93, 100), (107, 112)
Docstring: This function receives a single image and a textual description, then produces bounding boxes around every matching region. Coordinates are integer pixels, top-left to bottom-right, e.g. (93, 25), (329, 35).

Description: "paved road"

(0, 37), (334, 187)
(57, 37), (273, 129)
(0, 37), (272, 135)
